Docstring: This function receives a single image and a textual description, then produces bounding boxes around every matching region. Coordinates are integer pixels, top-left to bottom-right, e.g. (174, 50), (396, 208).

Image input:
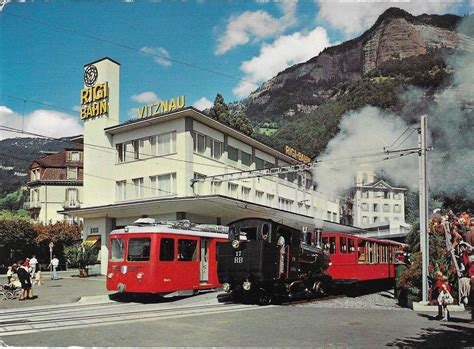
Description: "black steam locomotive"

(217, 218), (331, 305)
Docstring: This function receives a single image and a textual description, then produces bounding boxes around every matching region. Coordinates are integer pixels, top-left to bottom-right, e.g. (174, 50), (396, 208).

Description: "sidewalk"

(0, 270), (112, 309)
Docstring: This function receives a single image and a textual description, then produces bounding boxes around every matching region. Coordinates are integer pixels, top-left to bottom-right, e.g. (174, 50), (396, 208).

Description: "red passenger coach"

(106, 220), (228, 295)
(322, 233), (404, 286)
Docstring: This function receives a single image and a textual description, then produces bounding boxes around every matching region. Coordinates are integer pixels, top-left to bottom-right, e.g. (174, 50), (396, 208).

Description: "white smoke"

(314, 20), (474, 200)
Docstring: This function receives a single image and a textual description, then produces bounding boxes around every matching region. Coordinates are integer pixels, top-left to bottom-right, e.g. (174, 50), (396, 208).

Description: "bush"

(64, 243), (98, 269)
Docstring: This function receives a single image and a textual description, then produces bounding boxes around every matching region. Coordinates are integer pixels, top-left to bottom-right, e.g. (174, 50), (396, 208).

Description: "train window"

(339, 237), (347, 254)
(160, 238), (175, 261)
(329, 237), (336, 254)
(241, 227), (257, 241)
(110, 239), (125, 261)
(127, 238), (151, 262)
(358, 240), (367, 263)
(322, 237), (329, 253)
(348, 239), (355, 253)
(178, 239), (198, 261)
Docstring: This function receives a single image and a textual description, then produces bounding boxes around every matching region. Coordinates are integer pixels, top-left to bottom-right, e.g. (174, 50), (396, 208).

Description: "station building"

(65, 57), (345, 274)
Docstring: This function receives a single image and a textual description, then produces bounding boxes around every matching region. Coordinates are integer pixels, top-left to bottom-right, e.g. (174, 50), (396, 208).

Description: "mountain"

(0, 137), (71, 195)
(244, 8), (474, 124)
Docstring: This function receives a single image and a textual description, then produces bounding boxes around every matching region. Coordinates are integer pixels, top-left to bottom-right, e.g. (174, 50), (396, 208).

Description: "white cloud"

(131, 91), (159, 104)
(0, 106), (83, 140)
(193, 97), (213, 111)
(233, 26), (331, 98)
(317, 0), (457, 36)
(140, 47), (172, 66)
(216, 1), (297, 55)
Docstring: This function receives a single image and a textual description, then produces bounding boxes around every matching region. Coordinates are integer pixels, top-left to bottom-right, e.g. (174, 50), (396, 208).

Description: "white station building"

(65, 57), (348, 274)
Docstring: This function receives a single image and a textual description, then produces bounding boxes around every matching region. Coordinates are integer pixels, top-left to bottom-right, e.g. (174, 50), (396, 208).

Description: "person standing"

(29, 255), (38, 280)
(49, 255), (60, 280)
(16, 260), (33, 300)
(6, 266), (13, 284)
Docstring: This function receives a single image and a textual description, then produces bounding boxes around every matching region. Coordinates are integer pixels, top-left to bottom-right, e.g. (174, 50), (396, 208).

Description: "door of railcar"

(200, 238), (209, 283)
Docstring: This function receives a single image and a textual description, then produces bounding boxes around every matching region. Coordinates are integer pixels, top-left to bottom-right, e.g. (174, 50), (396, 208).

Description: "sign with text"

(137, 96), (185, 119)
(284, 145), (311, 164)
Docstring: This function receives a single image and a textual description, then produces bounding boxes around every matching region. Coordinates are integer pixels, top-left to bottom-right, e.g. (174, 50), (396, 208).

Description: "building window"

(241, 187), (251, 200)
(327, 211), (332, 220)
(69, 151), (81, 161)
(116, 144), (124, 163)
(150, 173), (176, 197)
(373, 216), (379, 223)
(255, 157), (265, 170)
(384, 217), (390, 223)
(193, 132), (206, 154)
(384, 191), (390, 199)
(361, 203), (368, 211)
(279, 197), (293, 211)
(266, 194), (274, 206)
(157, 131), (177, 156)
(211, 181), (221, 194)
(332, 212), (337, 222)
(228, 183), (238, 198)
(66, 188), (79, 208)
(67, 167), (78, 180)
(361, 190), (369, 199)
(362, 216), (368, 224)
(394, 193), (401, 200)
(255, 190), (264, 203)
(383, 204), (390, 212)
(241, 151), (251, 167)
(31, 168), (40, 181)
(132, 177), (144, 199)
(116, 180), (127, 201)
(394, 204), (401, 213)
(228, 146), (238, 162)
(133, 140), (140, 160)
(373, 204), (379, 212)
(210, 139), (223, 160)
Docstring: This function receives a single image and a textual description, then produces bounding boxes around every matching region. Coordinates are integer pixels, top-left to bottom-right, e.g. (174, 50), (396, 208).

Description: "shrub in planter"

(64, 243), (98, 277)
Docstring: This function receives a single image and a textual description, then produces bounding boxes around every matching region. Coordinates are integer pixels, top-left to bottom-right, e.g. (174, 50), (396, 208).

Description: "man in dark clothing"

(16, 260), (33, 300)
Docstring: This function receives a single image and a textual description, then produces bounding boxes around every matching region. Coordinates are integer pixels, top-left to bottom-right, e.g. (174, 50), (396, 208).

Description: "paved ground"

(0, 270), (110, 309)
(1, 275), (473, 347)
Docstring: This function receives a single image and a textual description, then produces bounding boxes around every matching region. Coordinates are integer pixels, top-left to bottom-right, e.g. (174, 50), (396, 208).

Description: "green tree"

(208, 94), (231, 126)
(0, 219), (37, 265)
(230, 111), (254, 135)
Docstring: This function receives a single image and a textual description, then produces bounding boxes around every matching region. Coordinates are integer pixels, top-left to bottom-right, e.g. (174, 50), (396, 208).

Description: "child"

(437, 283), (454, 321)
(33, 270), (42, 286)
(6, 266), (13, 284)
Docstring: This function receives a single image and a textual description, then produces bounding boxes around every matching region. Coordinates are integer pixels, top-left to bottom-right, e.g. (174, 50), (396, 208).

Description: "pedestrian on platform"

(437, 283), (454, 321)
(29, 255), (38, 280)
(6, 266), (13, 284)
(16, 260), (33, 301)
(49, 256), (59, 280)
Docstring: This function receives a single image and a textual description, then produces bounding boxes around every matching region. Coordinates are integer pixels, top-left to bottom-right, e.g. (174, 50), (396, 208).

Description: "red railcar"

(322, 233), (405, 286)
(106, 221), (228, 295)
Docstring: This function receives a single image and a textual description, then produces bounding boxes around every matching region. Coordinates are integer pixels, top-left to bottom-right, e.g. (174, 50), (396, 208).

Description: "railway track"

(0, 300), (260, 336)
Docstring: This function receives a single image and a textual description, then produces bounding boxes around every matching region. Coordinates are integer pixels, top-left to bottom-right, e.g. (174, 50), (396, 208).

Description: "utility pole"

(418, 115), (429, 303)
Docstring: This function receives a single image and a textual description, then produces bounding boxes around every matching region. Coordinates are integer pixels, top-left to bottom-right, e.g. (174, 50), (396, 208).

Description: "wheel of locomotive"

(257, 291), (272, 306)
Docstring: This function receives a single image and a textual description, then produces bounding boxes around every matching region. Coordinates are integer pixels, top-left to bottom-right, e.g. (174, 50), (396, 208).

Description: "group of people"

(4, 255), (60, 301)
(430, 210), (474, 321)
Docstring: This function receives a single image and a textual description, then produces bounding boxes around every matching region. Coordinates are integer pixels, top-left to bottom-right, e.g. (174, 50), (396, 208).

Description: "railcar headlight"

(223, 283), (231, 292)
(136, 272), (144, 280)
(232, 240), (240, 249)
(243, 281), (251, 291)
(107, 273), (114, 279)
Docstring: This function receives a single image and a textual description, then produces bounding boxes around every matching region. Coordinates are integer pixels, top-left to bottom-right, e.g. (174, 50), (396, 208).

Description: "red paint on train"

(106, 225), (227, 294)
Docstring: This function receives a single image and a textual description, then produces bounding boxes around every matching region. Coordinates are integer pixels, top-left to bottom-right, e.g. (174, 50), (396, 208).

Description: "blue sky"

(0, 0), (472, 140)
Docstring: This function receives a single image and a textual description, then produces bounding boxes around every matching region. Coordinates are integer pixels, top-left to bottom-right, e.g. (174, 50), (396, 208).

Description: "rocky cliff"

(244, 8), (474, 123)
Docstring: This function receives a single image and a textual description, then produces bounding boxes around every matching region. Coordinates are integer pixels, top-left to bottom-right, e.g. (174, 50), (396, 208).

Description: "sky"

(0, 0), (473, 140)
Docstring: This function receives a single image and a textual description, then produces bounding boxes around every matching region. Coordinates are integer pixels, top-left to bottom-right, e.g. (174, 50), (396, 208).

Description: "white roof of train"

(110, 225), (230, 239)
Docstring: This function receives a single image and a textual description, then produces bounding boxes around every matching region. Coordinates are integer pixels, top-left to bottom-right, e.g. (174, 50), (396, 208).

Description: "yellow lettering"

(80, 107), (87, 120)
(177, 95), (185, 109)
(103, 82), (108, 98)
(161, 100), (169, 113)
(80, 88), (90, 105)
(99, 100), (107, 115)
(169, 98), (176, 110)
(153, 102), (161, 115)
(138, 107), (146, 119)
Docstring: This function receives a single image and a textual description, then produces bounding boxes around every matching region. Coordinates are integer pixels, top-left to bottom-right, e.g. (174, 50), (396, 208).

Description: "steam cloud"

(314, 18), (474, 200)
